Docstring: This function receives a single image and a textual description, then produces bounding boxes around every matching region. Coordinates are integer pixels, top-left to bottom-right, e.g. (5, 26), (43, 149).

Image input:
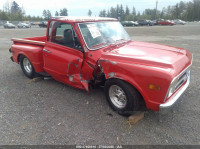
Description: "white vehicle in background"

(17, 23), (31, 28)
(173, 19), (186, 25)
(130, 21), (139, 26)
(4, 22), (16, 29)
(121, 21), (138, 27)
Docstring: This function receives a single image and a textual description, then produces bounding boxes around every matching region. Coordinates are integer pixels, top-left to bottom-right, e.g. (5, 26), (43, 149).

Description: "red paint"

(10, 17), (192, 111)
(158, 20), (175, 25)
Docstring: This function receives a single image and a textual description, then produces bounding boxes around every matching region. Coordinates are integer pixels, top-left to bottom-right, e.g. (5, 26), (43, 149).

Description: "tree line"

(0, 1), (43, 21)
(0, 0), (69, 21)
(99, 0), (200, 21)
(42, 8), (68, 20)
(1, 0), (200, 22)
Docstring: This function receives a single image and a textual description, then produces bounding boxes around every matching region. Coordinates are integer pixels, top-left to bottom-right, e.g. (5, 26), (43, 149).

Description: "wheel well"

(17, 54), (23, 63)
(106, 78), (147, 110)
(93, 70), (106, 87)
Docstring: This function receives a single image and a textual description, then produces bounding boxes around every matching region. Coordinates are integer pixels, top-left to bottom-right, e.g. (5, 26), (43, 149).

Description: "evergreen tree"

(0, 10), (9, 20)
(110, 7), (117, 18)
(55, 11), (59, 16)
(107, 9), (111, 17)
(125, 5), (130, 16)
(46, 10), (52, 20)
(43, 10), (47, 19)
(132, 6), (136, 15)
(43, 9), (52, 20)
(60, 8), (68, 16)
(119, 4), (125, 21)
(11, 1), (21, 14)
(88, 9), (92, 16)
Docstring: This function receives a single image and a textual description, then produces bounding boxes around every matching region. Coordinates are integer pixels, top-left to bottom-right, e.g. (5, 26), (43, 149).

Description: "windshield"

(78, 21), (131, 50)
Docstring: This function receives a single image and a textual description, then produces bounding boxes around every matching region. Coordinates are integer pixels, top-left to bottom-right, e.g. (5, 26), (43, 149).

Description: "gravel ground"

(0, 23), (200, 145)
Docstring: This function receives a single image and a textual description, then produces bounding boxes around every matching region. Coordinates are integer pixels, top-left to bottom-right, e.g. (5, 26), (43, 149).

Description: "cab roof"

(51, 16), (118, 23)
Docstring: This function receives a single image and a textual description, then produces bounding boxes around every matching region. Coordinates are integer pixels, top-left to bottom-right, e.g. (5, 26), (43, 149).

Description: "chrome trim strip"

(12, 38), (45, 46)
(160, 71), (190, 110)
(43, 49), (51, 53)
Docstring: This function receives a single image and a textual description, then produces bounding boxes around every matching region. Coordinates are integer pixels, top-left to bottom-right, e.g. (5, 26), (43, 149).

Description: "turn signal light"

(148, 84), (161, 91)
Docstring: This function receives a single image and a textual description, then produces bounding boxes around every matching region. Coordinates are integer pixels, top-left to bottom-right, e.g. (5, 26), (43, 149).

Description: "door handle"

(43, 49), (51, 53)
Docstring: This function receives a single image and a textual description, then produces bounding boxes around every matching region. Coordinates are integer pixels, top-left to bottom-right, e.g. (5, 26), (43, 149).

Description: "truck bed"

(11, 36), (46, 46)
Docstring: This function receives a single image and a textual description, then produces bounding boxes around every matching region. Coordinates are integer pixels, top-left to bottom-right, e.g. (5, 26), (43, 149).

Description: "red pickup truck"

(9, 16), (192, 116)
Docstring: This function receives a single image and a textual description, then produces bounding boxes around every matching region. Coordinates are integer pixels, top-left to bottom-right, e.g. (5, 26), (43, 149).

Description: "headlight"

(165, 69), (190, 101)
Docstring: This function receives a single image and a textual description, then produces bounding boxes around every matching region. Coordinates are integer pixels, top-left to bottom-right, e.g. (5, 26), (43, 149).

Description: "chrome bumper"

(159, 71), (190, 114)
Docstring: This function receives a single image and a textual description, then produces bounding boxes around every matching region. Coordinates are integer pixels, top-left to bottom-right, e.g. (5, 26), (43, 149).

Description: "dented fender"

(97, 58), (176, 111)
(97, 58), (149, 105)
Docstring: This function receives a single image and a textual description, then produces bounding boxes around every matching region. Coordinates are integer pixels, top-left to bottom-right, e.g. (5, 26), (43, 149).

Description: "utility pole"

(155, 0), (158, 20)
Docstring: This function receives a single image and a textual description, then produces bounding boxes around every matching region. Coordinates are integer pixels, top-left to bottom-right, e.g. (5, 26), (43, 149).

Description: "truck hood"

(101, 41), (192, 76)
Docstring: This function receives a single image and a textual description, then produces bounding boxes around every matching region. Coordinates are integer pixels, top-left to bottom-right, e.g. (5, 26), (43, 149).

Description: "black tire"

(105, 79), (142, 116)
(19, 55), (35, 78)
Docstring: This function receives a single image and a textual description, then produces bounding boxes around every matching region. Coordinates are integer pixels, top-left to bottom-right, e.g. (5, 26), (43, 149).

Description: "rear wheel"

(105, 79), (142, 116)
(19, 55), (35, 78)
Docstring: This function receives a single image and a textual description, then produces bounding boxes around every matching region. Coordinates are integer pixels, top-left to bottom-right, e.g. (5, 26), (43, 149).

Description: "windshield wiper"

(115, 39), (126, 43)
(116, 39), (131, 43)
(109, 39), (130, 46)
(90, 42), (108, 50)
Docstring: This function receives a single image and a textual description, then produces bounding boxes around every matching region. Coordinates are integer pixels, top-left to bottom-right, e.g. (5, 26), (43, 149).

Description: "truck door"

(43, 21), (84, 89)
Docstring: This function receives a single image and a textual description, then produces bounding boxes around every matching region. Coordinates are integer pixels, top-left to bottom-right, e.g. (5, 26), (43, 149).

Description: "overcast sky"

(1, 0), (192, 17)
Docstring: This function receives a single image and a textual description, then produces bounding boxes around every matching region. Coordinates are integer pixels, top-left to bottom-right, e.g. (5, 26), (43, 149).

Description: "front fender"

(98, 59), (172, 111)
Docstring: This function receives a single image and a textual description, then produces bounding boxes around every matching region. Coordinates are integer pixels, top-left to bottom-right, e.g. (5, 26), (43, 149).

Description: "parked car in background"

(30, 22), (38, 26)
(158, 20), (175, 26)
(137, 20), (154, 26)
(121, 21), (132, 26)
(173, 19), (186, 25)
(17, 23), (31, 28)
(31, 22), (39, 25)
(4, 22), (16, 29)
(151, 20), (158, 25)
(121, 21), (138, 27)
(130, 21), (139, 26)
(147, 20), (156, 26)
(38, 21), (48, 28)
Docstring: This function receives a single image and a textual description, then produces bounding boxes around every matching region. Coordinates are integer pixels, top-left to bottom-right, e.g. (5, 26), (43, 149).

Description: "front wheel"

(105, 79), (142, 116)
(19, 55), (35, 78)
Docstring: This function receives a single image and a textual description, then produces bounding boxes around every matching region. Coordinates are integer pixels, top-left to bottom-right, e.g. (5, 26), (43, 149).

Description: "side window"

(50, 21), (82, 50)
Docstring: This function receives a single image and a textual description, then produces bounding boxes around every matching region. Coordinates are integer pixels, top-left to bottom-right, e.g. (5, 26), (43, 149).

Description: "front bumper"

(159, 71), (190, 114)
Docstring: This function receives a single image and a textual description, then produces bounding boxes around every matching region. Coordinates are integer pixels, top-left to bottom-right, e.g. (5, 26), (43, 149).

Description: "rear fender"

(17, 52), (30, 63)
(11, 44), (44, 72)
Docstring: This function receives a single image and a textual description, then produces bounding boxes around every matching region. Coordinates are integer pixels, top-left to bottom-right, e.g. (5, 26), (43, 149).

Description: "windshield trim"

(78, 21), (129, 51)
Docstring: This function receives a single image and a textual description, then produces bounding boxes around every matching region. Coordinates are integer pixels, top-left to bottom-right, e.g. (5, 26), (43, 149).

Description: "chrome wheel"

(23, 58), (32, 73)
(109, 85), (127, 109)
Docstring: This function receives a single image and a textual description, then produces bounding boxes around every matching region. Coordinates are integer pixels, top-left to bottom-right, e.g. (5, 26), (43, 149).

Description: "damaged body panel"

(9, 16), (192, 115)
